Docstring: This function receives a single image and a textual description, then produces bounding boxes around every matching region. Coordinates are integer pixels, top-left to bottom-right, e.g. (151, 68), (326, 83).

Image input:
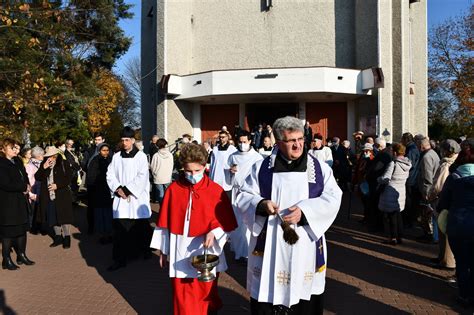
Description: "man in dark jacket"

(148, 135), (160, 158)
(81, 132), (105, 234)
(252, 124), (263, 150)
(63, 139), (80, 203)
(417, 138), (440, 242)
(304, 121), (313, 150)
(366, 138), (393, 232)
(401, 132), (420, 227)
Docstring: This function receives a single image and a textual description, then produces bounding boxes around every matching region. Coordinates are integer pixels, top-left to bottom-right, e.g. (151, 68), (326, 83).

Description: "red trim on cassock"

(171, 275), (222, 315)
(157, 174), (237, 237)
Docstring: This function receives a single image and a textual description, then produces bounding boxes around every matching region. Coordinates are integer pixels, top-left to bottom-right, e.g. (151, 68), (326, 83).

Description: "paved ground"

(1, 193), (473, 315)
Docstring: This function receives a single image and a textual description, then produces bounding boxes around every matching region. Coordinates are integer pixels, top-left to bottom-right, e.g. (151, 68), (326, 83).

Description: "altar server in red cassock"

(150, 143), (237, 315)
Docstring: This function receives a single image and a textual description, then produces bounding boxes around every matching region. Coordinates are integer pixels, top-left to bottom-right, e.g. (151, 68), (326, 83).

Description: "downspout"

(163, 0), (168, 140)
(376, 0), (382, 138)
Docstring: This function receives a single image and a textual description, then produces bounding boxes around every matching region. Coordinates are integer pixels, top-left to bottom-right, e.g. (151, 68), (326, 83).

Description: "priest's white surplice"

(150, 191), (229, 278)
(235, 153), (342, 307)
(209, 145), (237, 191)
(106, 150), (151, 219)
(227, 149), (263, 259)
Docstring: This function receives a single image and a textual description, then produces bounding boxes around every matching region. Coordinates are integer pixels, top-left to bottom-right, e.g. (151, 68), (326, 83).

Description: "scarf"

(47, 159), (57, 201)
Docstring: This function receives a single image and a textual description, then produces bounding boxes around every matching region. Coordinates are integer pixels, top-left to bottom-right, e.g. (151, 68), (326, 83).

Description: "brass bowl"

(190, 254), (219, 282)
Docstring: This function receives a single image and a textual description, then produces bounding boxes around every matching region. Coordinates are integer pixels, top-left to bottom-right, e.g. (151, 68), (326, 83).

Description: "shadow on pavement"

(324, 192), (474, 314)
(325, 278), (411, 315)
(0, 290), (16, 315)
(72, 203), (249, 314)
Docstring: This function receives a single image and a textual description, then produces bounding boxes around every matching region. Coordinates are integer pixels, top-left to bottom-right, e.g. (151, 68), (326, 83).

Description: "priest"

(106, 127), (152, 271)
(228, 130), (264, 261)
(209, 130), (237, 197)
(151, 143), (237, 315)
(235, 116), (342, 314)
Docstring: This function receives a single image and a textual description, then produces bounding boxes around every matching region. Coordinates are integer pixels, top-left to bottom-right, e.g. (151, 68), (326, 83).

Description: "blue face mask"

(185, 171), (204, 184)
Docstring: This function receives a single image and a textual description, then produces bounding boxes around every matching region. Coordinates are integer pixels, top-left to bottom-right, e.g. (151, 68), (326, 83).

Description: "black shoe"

(456, 296), (471, 308)
(416, 234), (434, 244)
(429, 257), (441, 264)
(143, 250), (153, 260)
(16, 253), (35, 266)
(2, 257), (19, 270)
(107, 261), (126, 272)
(50, 235), (63, 247)
(63, 236), (71, 249)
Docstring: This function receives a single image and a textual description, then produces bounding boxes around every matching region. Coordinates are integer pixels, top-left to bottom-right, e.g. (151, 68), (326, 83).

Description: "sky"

(114, 0), (472, 76)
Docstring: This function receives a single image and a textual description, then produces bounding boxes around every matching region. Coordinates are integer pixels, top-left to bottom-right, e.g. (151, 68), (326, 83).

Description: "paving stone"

(1, 195), (473, 314)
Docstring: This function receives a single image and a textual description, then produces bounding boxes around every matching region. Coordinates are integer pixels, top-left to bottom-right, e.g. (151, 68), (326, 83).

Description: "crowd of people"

(1, 118), (473, 313)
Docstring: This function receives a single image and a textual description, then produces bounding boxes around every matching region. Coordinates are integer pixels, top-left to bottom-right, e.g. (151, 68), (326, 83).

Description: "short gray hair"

(31, 146), (44, 158)
(272, 116), (304, 141)
(375, 138), (386, 149)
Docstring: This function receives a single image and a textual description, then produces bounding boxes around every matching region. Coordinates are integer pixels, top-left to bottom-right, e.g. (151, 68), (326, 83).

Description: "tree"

(0, 1), (133, 144)
(428, 4), (473, 138)
(118, 56), (141, 128)
(86, 69), (125, 134)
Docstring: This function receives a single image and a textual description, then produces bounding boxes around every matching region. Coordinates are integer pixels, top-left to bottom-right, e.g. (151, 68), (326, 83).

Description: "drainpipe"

(376, 0), (382, 138)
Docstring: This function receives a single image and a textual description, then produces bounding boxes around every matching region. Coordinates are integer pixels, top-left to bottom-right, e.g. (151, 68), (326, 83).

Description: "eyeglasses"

(280, 137), (304, 145)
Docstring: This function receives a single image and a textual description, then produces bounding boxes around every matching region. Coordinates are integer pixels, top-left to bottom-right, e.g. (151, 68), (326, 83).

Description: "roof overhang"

(160, 67), (384, 101)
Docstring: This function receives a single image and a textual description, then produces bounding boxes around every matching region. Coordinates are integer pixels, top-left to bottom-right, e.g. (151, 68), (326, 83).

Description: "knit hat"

(440, 139), (461, 154)
(362, 143), (373, 151)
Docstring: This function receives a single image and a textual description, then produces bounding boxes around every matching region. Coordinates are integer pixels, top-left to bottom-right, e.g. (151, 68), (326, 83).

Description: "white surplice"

(235, 152), (342, 307)
(227, 149), (264, 259)
(308, 146), (334, 167)
(106, 150), (151, 219)
(150, 191), (230, 278)
(209, 145), (237, 191)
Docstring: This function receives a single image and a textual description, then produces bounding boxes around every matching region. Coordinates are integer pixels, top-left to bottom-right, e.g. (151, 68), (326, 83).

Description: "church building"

(141, 0), (427, 144)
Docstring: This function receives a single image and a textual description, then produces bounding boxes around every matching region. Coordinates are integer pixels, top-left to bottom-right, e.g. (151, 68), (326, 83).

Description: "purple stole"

(253, 154), (326, 272)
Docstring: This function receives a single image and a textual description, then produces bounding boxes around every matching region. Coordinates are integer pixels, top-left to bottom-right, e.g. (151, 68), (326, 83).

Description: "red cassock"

(157, 174), (237, 315)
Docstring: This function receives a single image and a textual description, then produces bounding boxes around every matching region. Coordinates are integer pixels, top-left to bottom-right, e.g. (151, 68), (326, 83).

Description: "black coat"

(35, 156), (74, 225)
(0, 157), (29, 226)
(87, 154), (113, 208)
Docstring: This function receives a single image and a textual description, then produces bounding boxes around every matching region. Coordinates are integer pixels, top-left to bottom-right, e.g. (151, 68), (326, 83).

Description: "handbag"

(437, 209), (448, 235)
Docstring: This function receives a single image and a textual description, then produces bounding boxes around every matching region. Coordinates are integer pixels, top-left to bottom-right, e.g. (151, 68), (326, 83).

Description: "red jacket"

(157, 174), (237, 237)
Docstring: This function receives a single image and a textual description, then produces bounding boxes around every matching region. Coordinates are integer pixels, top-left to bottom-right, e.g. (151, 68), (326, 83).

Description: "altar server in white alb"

(209, 130), (237, 197)
(309, 133), (333, 167)
(106, 127), (152, 271)
(228, 130), (263, 261)
(235, 116), (342, 314)
(150, 144), (237, 315)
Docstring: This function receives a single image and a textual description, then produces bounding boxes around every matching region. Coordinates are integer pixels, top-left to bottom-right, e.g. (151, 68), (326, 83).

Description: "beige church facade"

(141, 0), (427, 145)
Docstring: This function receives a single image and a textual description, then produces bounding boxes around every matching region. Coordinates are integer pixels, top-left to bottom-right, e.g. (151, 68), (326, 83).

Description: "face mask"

(239, 143), (250, 152)
(363, 152), (371, 158)
(185, 171), (204, 184)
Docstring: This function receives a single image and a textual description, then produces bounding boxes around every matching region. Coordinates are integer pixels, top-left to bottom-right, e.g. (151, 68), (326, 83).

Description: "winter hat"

(440, 139), (461, 154)
(362, 143), (374, 151)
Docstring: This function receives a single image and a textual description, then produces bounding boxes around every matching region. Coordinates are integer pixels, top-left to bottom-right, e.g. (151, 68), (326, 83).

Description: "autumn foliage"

(428, 4), (473, 138)
(0, 1), (132, 144)
(86, 69), (125, 133)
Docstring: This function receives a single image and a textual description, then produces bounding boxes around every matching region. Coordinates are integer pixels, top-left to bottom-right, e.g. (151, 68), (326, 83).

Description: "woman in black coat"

(35, 146), (74, 249)
(0, 138), (35, 270)
(86, 143), (113, 243)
